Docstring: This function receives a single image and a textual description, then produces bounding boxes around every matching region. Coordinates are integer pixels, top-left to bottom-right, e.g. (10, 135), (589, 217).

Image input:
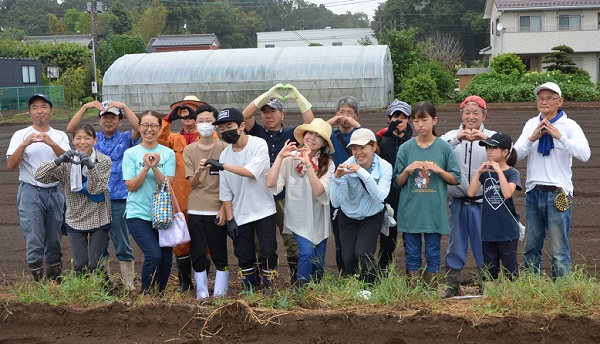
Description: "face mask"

(221, 128), (241, 144)
(196, 123), (215, 137)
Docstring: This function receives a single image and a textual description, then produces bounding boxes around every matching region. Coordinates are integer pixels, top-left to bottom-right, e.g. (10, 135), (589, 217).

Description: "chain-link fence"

(0, 86), (65, 110)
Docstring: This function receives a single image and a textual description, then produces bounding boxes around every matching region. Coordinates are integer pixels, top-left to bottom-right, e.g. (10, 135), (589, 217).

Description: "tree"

(378, 28), (422, 96)
(108, 34), (146, 57)
(3, 0), (50, 35)
(59, 66), (86, 107)
(542, 45), (580, 74)
(420, 31), (464, 70)
(27, 41), (90, 77)
(110, 0), (132, 34)
(490, 53), (526, 77)
(64, 8), (91, 34)
(47, 13), (66, 35)
(96, 40), (118, 73)
(131, 0), (167, 42)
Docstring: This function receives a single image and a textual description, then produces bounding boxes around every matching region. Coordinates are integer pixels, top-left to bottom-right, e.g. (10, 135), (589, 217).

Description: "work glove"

(383, 120), (401, 138)
(285, 84), (312, 113)
(78, 152), (95, 169)
(54, 150), (76, 166)
(180, 105), (197, 120)
(204, 158), (224, 171)
(164, 105), (182, 123)
(253, 84), (284, 108)
(226, 219), (238, 241)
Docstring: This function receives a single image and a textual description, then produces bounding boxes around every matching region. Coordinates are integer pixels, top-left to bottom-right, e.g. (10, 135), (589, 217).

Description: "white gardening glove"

(284, 84), (311, 113)
(253, 84), (284, 108)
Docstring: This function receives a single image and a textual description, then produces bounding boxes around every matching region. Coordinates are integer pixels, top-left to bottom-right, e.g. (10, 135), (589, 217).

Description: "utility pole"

(399, 0), (405, 30)
(87, 1), (103, 100)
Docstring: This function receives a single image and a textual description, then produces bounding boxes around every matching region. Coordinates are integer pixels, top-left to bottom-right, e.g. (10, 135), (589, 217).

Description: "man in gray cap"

(7, 94), (71, 281)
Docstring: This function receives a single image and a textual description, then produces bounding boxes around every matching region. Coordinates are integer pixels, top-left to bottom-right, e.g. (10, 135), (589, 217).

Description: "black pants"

(188, 214), (228, 272)
(378, 226), (398, 270)
(482, 239), (519, 280)
(338, 209), (384, 284)
(330, 205), (345, 274)
(234, 214), (278, 271)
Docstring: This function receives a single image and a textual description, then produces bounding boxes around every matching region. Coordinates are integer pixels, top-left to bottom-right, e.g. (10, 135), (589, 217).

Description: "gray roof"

(151, 34), (220, 48)
(24, 35), (92, 45)
(456, 68), (491, 76)
(495, 0), (600, 9)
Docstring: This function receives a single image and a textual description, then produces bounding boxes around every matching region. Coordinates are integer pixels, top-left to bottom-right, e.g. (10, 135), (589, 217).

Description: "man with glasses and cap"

(7, 94), (71, 281)
(514, 82), (590, 280)
(67, 99), (140, 290)
(242, 84), (314, 287)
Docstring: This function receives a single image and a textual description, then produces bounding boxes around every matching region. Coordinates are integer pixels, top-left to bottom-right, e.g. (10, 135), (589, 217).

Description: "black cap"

(213, 108), (244, 125)
(28, 94), (53, 107)
(479, 132), (513, 150)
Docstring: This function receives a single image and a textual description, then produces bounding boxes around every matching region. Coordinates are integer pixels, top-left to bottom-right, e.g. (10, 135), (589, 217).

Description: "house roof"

(24, 35), (92, 45)
(151, 34), (220, 48)
(494, 0), (600, 10)
(456, 68), (491, 76)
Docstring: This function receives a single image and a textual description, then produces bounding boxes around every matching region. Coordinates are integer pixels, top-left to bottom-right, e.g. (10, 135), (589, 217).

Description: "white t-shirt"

(219, 136), (275, 226)
(7, 126), (70, 187)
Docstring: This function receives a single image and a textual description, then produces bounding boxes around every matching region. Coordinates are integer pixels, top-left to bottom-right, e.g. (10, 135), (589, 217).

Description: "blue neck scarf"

(537, 108), (564, 157)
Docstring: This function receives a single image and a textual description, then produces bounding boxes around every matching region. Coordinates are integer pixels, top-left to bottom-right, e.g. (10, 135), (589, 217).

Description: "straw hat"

(294, 118), (335, 153)
(170, 95), (203, 110)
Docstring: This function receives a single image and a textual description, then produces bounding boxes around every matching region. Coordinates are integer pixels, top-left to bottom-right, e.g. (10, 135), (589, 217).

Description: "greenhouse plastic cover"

(102, 45), (393, 112)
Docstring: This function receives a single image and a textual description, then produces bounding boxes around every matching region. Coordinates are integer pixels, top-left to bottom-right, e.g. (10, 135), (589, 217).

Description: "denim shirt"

(95, 130), (138, 200)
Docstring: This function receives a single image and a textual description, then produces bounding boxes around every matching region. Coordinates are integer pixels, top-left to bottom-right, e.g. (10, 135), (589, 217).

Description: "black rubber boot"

(29, 263), (44, 282)
(176, 256), (194, 293)
(442, 268), (461, 298)
(239, 267), (259, 293)
(262, 269), (278, 296)
(45, 261), (62, 283)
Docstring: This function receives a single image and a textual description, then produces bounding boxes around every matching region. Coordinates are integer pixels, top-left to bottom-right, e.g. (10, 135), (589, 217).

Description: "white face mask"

(197, 123), (215, 137)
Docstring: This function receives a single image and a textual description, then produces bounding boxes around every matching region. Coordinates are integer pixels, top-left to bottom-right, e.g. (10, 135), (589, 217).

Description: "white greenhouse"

(102, 45), (394, 112)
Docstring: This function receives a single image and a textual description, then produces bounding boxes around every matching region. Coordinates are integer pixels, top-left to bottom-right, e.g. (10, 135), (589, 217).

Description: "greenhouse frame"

(102, 45), (394, 112)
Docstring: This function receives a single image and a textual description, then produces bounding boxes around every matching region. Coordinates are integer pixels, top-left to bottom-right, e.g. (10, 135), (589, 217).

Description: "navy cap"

(479, 132), (513, 150)
(99, 107), (124, 119)
(261, 98), (283, 111)
(29, 94), (53, 107)
(213, 108), (244, 125)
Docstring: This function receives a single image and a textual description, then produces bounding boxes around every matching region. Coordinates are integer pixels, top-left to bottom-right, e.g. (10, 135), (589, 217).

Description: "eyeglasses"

(140, 123), (160, 129)
(536, 96), (560, 103)
(337, 110), (356, 116)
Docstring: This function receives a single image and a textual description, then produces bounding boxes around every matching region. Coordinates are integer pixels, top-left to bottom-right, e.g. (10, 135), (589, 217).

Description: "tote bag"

(159, 182), (191, 247)
(151, 178), (173, 230)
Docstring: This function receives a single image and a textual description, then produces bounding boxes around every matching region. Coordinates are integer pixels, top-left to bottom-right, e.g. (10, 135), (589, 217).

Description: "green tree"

(132, 0), (167, 42)
(406, 60), (456, 100)
(64, 8), (91, 34)
(96, 40), (118, 74)
(399, 71), (440, 105)
(490, 53), (526, 77)
(378, 28), (422, 96)
(3, 0), (50, 35)
(0, 37), (27, 58)
(59, 67), (86, 107)
(27, 41), (90, 78)
(542, 45), (580, 74)
(108, 34), (146, 57)
(47, 13), (67, 35)
(110, 0), (132, 34)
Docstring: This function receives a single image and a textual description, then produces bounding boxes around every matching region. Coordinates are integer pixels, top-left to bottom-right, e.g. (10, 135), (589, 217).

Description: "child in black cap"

(467, 132), (521, 285)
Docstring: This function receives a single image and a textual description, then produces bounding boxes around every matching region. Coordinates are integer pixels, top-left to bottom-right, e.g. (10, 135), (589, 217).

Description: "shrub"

(406, 61), (456, 101)
(399, 72), (440, 105)
(490, 53), (526, 78)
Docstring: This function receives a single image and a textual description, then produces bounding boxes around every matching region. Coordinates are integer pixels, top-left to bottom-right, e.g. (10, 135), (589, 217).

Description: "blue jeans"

(293, 233), (326, 283)
(104, 200), (134, 262)
(523, 188), (572, 279)
(445, 198), (484, 270)
(404, 232), (442, 273)
(127, 218), (173, 292)
(17, 182), (64, 269)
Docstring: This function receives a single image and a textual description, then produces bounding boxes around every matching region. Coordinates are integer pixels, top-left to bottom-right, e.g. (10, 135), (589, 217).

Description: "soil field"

(1, 101), (600, 343)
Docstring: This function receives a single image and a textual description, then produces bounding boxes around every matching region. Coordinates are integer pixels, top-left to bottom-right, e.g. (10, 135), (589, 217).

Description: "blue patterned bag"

(151, 178), (173, 230)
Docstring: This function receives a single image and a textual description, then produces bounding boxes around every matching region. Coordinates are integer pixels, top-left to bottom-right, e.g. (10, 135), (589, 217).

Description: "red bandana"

(295, 152), (320, 176)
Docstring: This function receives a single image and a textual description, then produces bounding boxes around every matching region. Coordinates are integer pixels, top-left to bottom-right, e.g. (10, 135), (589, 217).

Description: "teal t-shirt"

(122, 144), (176, 221)
(393, 137), (460, 234)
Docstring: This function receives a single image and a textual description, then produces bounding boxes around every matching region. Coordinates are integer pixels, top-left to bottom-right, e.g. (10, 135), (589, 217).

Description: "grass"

(4, 265), (600, 320)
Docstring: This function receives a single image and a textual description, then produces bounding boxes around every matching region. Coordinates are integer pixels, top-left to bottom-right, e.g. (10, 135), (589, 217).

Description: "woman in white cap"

(266, 118), (335, 290)
(330, 128), (392, 284)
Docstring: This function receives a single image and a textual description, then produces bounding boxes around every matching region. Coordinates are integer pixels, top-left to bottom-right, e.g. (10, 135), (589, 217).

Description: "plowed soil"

(1, 101), (599, 343)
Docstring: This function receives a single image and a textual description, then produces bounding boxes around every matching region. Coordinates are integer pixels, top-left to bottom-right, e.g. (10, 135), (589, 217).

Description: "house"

(456, 67), (491, 91)
(257, 28), (377, 48)
(483, 0), (600, 83)
(0, 58), (43, 88)
(147, 34), (221, 53)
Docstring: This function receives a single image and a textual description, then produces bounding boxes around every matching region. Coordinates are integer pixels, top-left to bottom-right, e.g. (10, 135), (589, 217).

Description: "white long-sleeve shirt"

(513, 112), (590, 196)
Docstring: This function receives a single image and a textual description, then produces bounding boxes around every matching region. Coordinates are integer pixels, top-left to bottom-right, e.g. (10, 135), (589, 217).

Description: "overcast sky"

(310, 0), (383, 20)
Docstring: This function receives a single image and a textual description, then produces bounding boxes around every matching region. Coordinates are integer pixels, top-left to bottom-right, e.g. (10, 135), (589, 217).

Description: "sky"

(310, 0), (383, 20)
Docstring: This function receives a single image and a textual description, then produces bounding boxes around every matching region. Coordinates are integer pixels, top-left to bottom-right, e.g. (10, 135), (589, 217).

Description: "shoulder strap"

(334, 128), (352, 156)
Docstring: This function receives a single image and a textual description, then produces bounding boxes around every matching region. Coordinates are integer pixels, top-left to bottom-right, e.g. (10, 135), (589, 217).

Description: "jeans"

(482, 240), (519, 280)
(523, 188), (572, 279)
(104, 200), (134, 262)
(338, 210), (383, 284)
(293, 233), (326, 282)
(67, 227), (109, 276)
(127, 218), (173, 292)
(188, 214), (228, 272)
(17, 182), (64, 268)
(445, 198), (484, 270)
(404, 232), (442, 273)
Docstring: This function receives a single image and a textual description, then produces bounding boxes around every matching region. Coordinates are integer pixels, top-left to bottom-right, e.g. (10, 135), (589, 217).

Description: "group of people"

(7, 81), (590, 299)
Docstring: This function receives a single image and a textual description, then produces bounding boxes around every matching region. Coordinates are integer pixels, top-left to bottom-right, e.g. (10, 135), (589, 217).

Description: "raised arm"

(243, 84), (284, 132)
(67, 101), (103, 134)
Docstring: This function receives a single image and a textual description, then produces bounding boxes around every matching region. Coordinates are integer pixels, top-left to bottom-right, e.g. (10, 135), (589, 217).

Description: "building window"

(332, 42), (342, 46)
(265, 44), (275, 48)
(519, 15), (541, 31)
(22, 65), (36, 84)
(559, 15), (581, 30)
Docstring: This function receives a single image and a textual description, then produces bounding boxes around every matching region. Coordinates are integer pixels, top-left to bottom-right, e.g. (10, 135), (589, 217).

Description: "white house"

(483, 0), (600, 83)
(257, 28), (376, 48)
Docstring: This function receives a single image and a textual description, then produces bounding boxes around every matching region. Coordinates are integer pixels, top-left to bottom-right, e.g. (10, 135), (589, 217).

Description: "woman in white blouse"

(266, 118), (335, 290)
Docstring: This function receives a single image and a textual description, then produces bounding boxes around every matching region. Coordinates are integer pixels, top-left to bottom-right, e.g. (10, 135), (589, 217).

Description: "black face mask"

(221, 128), (241, 144)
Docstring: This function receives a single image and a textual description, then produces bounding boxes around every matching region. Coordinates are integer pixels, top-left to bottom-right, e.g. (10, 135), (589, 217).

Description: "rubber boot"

(213, 269), (230, 298)
(442, 268), (462, 298)
(45, 261), (62, 283)
(288, 258), (298, 286)
(239, 267), (259, 293)
(176, 255), (194, 292)
(423, 271), (438, 287)
(407, 270), (420, 287)
(477, 267), (486, 295)
(254, 261), (262, 290)
(29, 264), (44, 282)
(193, 270), (209, 299)
(262, 268), (278, 296)
(119, 260), (135, 291)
